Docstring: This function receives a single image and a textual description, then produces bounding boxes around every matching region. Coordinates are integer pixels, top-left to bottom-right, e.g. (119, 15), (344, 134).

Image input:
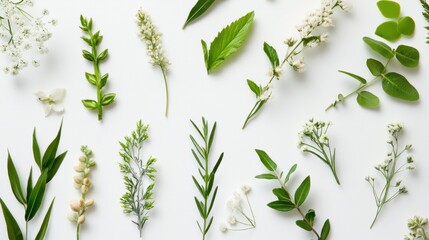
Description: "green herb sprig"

(0, 122), (67, 240)
(119, 120), (156, 238)
(420, 0), (429, 43)
(255, 149), (331, 240)
(183, 0), (216, 29)
(375, 0), (415, 41)
(190, 117), (224, 240)
(80, 15), (116, 121)
(405, 216), (429, 240)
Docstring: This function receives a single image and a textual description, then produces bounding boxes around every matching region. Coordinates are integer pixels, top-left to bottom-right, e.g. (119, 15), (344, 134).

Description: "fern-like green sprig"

(119, 120), (156, 238)
(190, 117), (224, 240)
(420, 0), (429, 43)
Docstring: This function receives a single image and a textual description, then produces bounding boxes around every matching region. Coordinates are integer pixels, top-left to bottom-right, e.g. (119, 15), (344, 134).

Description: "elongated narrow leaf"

(255, 173), (277, 179)
(35, 199), (55, 240)
(381, 72), (419, 101)
(296, 220), (312, 231)
(42, 122), (63, 170)
(363, 37), (394, 59)
(357, 91), (380, 109)
(366, 58), (385, 76)
(294, 176), (311, 207)
(320, 219), (331, 240)
(255, 149), (277, 171)
(203, 11), (255, 73)
(183, 0), (216, 29)
(26, 168), (33, 203)
(25, 172), (47, 221)
(247, 79), (261, 97)
(7, 153), (26, 205)
(338, 70), (367, 84)
(33, 128), (42, 169)
(47, 151), (67, 183)
(395, 45), (420, 68)
(267, 200), (295, 212)
(0, 198), (24, 240)
(263, 42), (279, 68)
(284, 164), (297, 184)
(273, 188), (290, 200)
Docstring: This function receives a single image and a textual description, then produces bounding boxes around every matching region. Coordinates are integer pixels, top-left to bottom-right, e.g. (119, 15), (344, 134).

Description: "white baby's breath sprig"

(136, 8), (171, 117)
(220, 185), (256, 233)
(367, 123), (414, 228)
(405, 216), (429, 240)
(35, 88), (65, 117)
(0, 0), (56, 75)
(69, 145), (96, 240)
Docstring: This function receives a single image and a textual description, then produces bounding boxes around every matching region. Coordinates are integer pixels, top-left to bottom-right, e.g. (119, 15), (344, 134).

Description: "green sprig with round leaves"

(375, 0), (415, 42)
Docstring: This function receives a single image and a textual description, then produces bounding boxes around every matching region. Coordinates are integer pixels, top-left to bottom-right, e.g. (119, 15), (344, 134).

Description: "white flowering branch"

(366, 123), (414, 228)
(405, 216), (429, 240)
(243, 0), (349, 129)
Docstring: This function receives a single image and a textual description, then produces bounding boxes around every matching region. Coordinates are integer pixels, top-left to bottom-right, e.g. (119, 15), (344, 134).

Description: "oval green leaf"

(375, 21), (400, 41)
(82, 99), (98, 110)
(398, 16), (415, 36)
(366, 58), (385, 76)
(255, 149), (277, 171)
(296, 220), (313, 231)
(377, 0), (400, 18)
(382, 72), (419, 101)
(267, 200), (295, 212)
(363, 37), (394, 59)
(357, 91), (380, 109)
(263, 42), (279, 68)
(255, 173), (277, 180)
(247, 79), (261, 97)
(294, 176), (311, 207)
(395, 45), (419, 68)
(320, 219), (331, 240)
(273, 188), (290, 200)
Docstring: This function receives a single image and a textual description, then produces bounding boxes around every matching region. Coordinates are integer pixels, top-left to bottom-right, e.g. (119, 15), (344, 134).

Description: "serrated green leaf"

(267, 200), (295, 212)
(247, 79), (261, 97)
(395, 45), (419, 68)
(255, 149), (277, 171)
(203, 11), (254, 73)
(7, 153), (26, 205)
(35, 199), (55, 240)
(0, 198), (24, 240)
(296, 220), (313, 231)
(25, 172), (47, 221)
(101, 93), (116, 106)
(398, 16), (415, 36)
(366, 58), (385, 76)
(357, 91), (380, 109)
(382, 72), (419, 101)
(183, 0), (216, 29)
(255, 173), (277, 179)
(375, 21), (400, 41)
(363, 37), (395, 59)
(377, 0), (400, 18)
(339, 70), (367, 84)
(263, 42), (279, 68)
(320, 219), (331, 240)
(32, 128), (41, 170)
(294, 176), (311, 207)
(82, 99), (98, 110)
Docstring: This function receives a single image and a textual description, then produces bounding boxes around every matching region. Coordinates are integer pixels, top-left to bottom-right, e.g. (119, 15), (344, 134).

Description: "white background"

(0, 0), (428, 239)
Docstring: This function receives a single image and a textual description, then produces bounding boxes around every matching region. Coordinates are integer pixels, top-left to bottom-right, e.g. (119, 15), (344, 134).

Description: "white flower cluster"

(219, 185), (256, 233)
(35, 88), (65, 117)
(69, 146), (96, 225)
(0, 0), (56, 75)
(136, 8), (169, 71)
(297, 118), (332, 152)
(405, 216), (429, 240)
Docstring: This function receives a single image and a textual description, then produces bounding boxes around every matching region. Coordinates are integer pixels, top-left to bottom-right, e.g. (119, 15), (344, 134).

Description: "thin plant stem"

(161, 67), (169, 117)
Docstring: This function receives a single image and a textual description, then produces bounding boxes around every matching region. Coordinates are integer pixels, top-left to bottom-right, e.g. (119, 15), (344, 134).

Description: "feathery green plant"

(420, 0), (429, 43)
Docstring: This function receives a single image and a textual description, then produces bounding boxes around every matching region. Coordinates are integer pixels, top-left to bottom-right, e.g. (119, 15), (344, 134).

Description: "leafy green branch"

(420, 0), (429, 43)
(80, 15), (116, 121)
(255, 149), (330, 240)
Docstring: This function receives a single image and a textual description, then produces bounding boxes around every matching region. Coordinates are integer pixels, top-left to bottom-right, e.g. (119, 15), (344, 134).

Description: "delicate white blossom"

(35, 88), (65, 117)
(221, 185), (256, 232)
(292, 58), (305, 72)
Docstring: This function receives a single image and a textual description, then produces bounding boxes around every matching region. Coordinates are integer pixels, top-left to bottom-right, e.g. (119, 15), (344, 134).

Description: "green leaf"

(183, 0), (216, 29)
(263, 42), (279, 68)
(100, 73), (109, 88)
(272, 188), (290, 200)
(82, 50), (94, 62)
(0, 199), (24, 240)
(102, 93), (116, 106)
(382, 72), (419, 101)
(35, 199), (55, 240)
(7, 153), (26, 205)
(398, 16), (415, 36)
(267, 200), (295, 212)
(320, 219), (331, 240)
(357, 91), (380, 109)
(255, 149), (277, 171)
(366, 58), (385, 76)
(395, 45), (420, 68)
(47, 151), (67, 183)
(363, 37), (395, 59)
(375, 21), (400, 41)
(82, 99), (98, 110)
(97, 49), (108, 61)
(42, 122), (63, 170)
(296, 220), (313, 231)
(247, 79), (261, 97)
(25, 172), (47, 221)
(85, 72), (97, 86)
(377, 0), (400, 18)
(284, 164), (297, 184)
(338, 70), (367, 84)
(32, 128), (41, 170)
(201, 40), (209, 70)
(26, 168), (33, 203)
(203, 11), (254, 73)
(255, 173), (277, 179)
(294, 176), (311, 207)
(305, 209), (316, 226)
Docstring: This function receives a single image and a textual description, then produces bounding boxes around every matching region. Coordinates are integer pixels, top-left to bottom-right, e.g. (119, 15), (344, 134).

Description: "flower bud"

(79, 156), (87, 162)
(81, 185), (89, 194)
(77, 215), (86, 224)
(74, 164), (85, 172)
(85, 199), (95, 208)
(68, 212), (78, 222)
(70, 200), (81, 212)
(83, 177), (91, 186)
(84, 168), (90, 175)
(74, 176), (83, 184)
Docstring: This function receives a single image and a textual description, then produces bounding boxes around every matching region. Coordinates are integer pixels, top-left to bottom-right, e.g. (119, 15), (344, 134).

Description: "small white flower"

(219, 223), (228, 232)
(35, 88), (65, 117)
(227, 215), (237, 225)
(241, 184), (251, 194)
(292, 58), (305, 72)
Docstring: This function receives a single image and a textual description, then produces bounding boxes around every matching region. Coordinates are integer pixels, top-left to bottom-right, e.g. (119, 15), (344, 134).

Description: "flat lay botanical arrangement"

(0, 0), (428, 239)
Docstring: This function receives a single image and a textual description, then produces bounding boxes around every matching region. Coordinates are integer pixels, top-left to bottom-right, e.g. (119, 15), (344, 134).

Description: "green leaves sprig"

(1, 122), (66, 240)
(375, 0), (415, 41)
(190, 117), (224, 240)
(80, 15), (116, 121)
(119, 120), (156, 238)
(201, 11), (254, 73)
(255, 150), (330, 240)
(183, 0), (216, 29)
(420, 0), (429, 43)
(326, 37), (419, 110)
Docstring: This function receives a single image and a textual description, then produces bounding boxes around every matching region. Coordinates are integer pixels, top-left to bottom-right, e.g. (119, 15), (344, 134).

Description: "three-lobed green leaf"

(202, 11), (254, 73)
(382, 72), (419, 101)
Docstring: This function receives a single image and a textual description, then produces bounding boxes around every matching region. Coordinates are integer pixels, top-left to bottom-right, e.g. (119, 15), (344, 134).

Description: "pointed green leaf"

(377, 0), (400, 18)
(375, 21), (400, 41)
(101, 93), (116, 106)
(284, 164), (297, 184)
(320, 219), (331, 240)
(7, 153), (26, 205)
(82, 50), (94, 62)
(247, 79), (261, 97)
(338, 70), (367, 84)
(294, 176), (311, 207)
(305, 209), (316, 226)
(255, 173), (277, 180)
(263, 42), (279, 68)
(32, 128), (41, 170)
(273, 188), (290, 200)
(382, 72), (419, 101)
(203, 11), (254, 73)
(47, 151), (67, 183)
(97, 49), (108, 61)
(42, 122), (63, 170)
(267, 200), (295, 212)
(363, 37), (394, 59)
(357, 91), (380, 109)
(395, 45), (420, 68)
(398, 16), (415, 36)
(82, 99), (98, 110)
(100, 73), (109, 88)
(296, 220), (313, 231)
(25, 172), (47, 221)
(85, 72), (97, 86)
(255, 149), (277, 171)
(366, 58), (385, 76)
(0, 199), (24, 240)
(183, 0), (216, 29)
(26, 168), (33, 203)
(35, 199), (55, 240)
(201, 40), (209, 69)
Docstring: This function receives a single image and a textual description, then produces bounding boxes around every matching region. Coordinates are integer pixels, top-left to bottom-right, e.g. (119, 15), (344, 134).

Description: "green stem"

(25, 221), (28, 240)
(76, 224), (80, 240)
(161, 67), (169, 117)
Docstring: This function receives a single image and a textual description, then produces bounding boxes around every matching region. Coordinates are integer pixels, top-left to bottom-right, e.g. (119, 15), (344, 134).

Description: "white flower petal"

(52, 104), (64, 113)
(50, 88), (65, 101)
(35, 91), (46, 98)
(43, 104), (52, 117)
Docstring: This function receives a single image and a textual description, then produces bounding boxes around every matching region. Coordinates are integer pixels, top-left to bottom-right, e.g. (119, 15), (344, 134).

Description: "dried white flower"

(292, 58), (305, 72)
